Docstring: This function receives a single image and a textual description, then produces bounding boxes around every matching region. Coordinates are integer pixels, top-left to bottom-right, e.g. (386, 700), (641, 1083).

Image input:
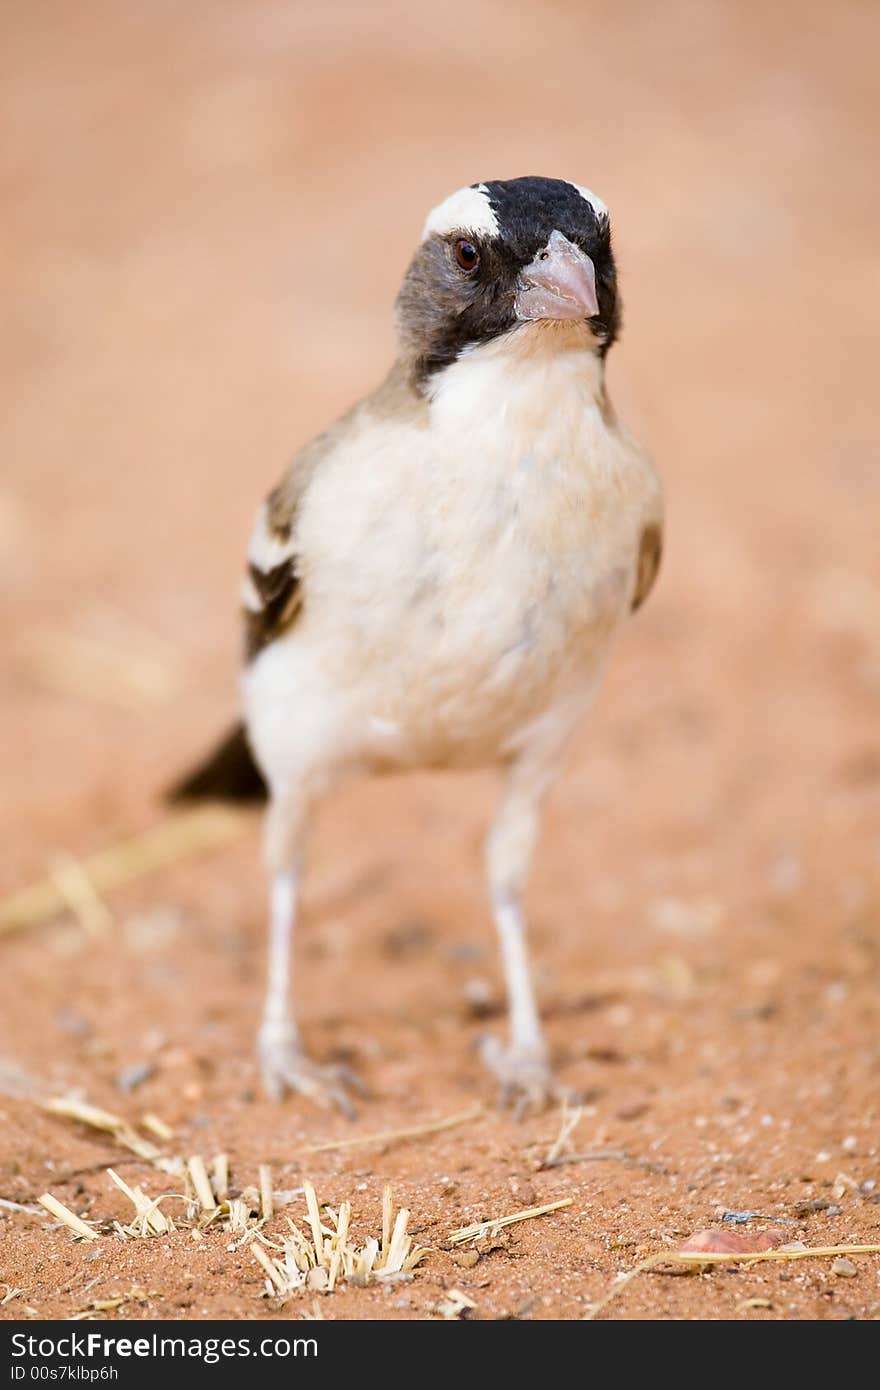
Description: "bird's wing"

(241, 364), (426, 661)
(631, 519), (663, 611)
(241, 413), (353, 661)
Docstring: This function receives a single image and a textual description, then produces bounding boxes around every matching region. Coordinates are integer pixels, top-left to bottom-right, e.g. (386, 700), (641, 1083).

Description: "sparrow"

(171, 176), (663, 1115)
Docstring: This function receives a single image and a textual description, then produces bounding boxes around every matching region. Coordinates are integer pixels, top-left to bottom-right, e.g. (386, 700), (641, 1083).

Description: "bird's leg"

(480, 755), (568, 1115)
(493, 893), (545, 1057)
(257, 795), (360, 1115)
(259, 868), (299, 1061)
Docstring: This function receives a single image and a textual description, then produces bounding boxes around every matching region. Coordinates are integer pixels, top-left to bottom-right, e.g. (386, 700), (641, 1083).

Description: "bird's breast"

(289, 345), (659, 768)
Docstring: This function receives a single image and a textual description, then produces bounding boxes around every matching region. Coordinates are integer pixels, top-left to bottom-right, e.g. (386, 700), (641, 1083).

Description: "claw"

(479, 1035), (571, 1117)
(259, 1024), (362, 1117)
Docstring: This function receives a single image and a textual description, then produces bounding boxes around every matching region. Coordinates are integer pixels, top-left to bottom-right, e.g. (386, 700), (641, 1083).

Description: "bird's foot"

(479, 1036), (572, 1118)
(258, 1022), (363, 1117)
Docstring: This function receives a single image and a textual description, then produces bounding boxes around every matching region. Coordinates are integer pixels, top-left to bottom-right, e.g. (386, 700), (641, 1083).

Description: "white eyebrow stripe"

(422, 184), (500, 241)
(569, 182), (609, 220)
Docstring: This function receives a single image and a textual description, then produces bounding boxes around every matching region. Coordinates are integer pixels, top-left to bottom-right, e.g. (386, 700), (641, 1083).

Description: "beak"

(515, 229), (599, 322)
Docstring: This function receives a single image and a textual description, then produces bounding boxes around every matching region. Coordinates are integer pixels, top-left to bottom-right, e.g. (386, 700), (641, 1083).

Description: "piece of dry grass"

(540, 1102), (584, 1168)
(20, 627), (181, 714)
(103, 1157), (284, 1245)
(1, 1284), (26, 1306)
(302, 1104), (485, 1154)
(259, 1164), (274, 1221)
(107, 1168), (174, 1237)
(218, 1194), (263, 1241)
(42, 1096), (165, 1163)
(448, 1196), (573, 1245)
(30, 1143), (427, 1306)
(38, 1193), (99, 1242)
(211, 1153), (229, 1201)
(252, 1242), (285, 1291)
(70, 1288), (152, 1321)
(105, 1162), (259, 1243)
(253, 1181), (429, 1298)
(186, 1156), (216, 1212)
(537, 1104), (668, 1175)
(47, 852), (114, 937)
(141, 1113), (174, 1142)
(0, 807), (244, 938)
(585, 1242), (880, 1320)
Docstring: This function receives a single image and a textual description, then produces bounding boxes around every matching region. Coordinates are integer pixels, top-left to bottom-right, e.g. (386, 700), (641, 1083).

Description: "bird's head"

(396, 176), (619, 385)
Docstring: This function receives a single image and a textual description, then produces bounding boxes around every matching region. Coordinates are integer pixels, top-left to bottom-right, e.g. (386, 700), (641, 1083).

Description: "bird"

(171, 176), (663, 1116)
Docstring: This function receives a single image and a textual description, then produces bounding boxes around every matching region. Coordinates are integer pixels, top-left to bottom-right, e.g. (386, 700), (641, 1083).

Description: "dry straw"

(0, 807), (243, 938)
(301, 1105), (484, 1154)
(259, 1165), (274, 1221)
(106, 1168), (174, 1238)
(71, 1289), (151, 1321)
(211, 1153), (229, 1202)
(47, 852), (113, 937)
(20, 626), (181, 714)
(42, 1096), (166, 1164)
(141, 1114), (174, 1142)
(585, 1242), (880, 1320)
(37, 1193), (99, 1242)
(186, 1156), (216, 1212)
(448, 1196), (572, 1245)
(253, 1182), (429, 1298)
(540, 1102), (584, 1169)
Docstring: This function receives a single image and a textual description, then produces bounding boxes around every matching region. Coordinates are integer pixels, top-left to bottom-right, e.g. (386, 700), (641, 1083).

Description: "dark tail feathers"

(166, 722), (267, 804)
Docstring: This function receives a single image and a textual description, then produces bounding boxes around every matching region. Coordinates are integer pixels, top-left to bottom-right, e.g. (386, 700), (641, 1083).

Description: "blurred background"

(1, 0), (878, 1118)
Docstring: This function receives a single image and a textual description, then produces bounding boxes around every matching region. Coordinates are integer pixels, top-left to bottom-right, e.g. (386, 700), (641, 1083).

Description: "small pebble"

(831, 1257), (857, 1278)
(452, 1249), (480, 1269)
(617, 1101), (649, 1121)
(508, 1176), (536, 1205)
(115, 1061), (156, 1093)
(55, 1008), (92, 1039)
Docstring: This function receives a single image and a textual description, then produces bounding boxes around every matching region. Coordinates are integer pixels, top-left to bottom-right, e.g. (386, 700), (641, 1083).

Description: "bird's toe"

(479, 1035), (563, 1117)
(258, 1029), (361, 1117)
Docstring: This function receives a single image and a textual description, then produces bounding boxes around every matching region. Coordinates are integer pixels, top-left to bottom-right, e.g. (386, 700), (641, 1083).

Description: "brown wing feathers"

(243, 557), (302, 660)
(631, 521), (662, 612)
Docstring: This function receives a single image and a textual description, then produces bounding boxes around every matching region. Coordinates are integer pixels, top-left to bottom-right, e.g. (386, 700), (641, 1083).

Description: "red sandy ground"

(1, 1), (878, 1321)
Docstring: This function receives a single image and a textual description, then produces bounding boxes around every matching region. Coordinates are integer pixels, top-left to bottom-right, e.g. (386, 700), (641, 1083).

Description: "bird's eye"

(454, 239), (480, 272)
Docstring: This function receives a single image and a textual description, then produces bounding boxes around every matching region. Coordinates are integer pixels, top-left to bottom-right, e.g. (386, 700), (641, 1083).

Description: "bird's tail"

(166, 722), (267, 804)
